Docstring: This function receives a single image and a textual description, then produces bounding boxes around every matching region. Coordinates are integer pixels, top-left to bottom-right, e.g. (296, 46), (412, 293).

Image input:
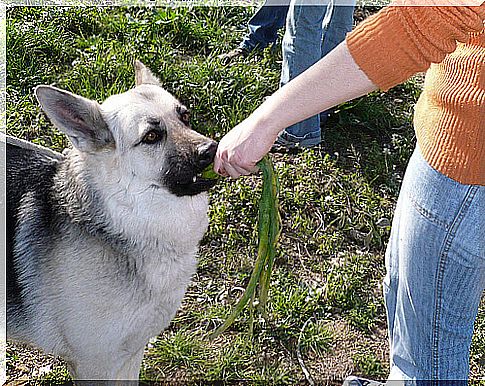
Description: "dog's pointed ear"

(134, 60), (162, 86)
(35, 85), (114, 153)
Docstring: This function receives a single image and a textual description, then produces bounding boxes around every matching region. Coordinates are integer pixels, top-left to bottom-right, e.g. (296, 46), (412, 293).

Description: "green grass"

(352, 351), (387, 379)
(5, 6), (484, 384)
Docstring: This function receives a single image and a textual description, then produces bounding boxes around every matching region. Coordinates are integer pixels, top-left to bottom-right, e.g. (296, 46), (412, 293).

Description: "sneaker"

(343, 375), (385, 386)
(270, 133), (321, 153)
(270, 135), (303, 153)
(217, 47), (249, 65)
(269, 143), (302, 154)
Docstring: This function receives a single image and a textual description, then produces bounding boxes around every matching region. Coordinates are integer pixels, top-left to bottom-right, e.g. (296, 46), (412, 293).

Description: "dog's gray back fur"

(7, 136), (63, 330)
(7, 62), (217, 380)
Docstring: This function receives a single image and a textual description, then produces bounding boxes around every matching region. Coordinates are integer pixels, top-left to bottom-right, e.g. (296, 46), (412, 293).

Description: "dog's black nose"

(197, 141), (218, 169)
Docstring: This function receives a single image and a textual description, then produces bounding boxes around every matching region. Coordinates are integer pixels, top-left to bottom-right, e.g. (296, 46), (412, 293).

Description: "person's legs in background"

(320, 2), (355, 55)
(240, 4), (289, 51)
(384, 147), (485, 384)
(319, 3), (355, 126)
(278, 0), (329, 147)
(278, 0), (355, 148)
(219, 3), (288, 63)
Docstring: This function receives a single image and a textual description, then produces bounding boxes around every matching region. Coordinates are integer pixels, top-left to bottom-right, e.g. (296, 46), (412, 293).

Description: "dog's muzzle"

(164, 140), (219, 197)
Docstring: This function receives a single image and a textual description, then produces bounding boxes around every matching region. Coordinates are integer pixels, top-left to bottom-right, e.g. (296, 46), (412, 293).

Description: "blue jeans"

(279, 0), (355, 147)
(385, 148), (485, 384)
(239, 3), (289, 51)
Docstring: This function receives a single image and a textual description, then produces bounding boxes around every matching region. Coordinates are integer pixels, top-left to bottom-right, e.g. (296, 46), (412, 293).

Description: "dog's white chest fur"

(39, 183), (209, 378)
(102, 181), (210, 289)
(99, 166), (209, 290)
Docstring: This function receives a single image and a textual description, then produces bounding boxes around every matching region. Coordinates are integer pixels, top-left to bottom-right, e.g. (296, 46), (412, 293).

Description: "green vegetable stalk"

(200, 164), (220, 180)
(210, 156), (281, 339)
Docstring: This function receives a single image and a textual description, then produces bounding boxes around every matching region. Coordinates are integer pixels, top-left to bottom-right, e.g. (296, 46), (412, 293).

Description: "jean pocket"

(402, 149), (470, 231)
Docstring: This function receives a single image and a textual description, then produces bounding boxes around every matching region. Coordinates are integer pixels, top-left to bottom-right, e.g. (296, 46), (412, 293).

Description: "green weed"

(352, 351), (387, 379)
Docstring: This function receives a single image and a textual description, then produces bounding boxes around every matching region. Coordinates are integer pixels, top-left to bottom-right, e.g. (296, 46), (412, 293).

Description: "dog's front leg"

(114, 347), (145, 382)
(69, 347), (144, 384)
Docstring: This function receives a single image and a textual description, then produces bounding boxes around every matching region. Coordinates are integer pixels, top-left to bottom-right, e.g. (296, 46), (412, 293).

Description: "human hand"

(214, 115), (278, 178)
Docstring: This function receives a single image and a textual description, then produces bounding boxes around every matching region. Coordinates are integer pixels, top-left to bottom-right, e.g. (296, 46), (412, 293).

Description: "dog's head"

(35, 61), (218, 197)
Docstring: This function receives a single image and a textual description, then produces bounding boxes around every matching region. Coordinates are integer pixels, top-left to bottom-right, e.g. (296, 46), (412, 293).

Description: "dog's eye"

(142, 130), (163, 145)
(180, 112), (190, 125)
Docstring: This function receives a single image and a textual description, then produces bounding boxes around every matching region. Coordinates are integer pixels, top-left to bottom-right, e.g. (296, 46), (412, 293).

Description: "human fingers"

(214, 151), (227, 176)
(215, 143), (251, 178)
(222, 162), (242, 179)
(230, 162), (254, 177)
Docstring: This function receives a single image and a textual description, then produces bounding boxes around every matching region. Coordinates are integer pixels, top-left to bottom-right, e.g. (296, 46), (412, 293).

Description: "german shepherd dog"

(7, 61), (217, 381)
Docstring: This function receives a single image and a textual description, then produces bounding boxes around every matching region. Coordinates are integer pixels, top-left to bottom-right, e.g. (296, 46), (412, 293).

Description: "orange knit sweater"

(346, 4), (485, 185)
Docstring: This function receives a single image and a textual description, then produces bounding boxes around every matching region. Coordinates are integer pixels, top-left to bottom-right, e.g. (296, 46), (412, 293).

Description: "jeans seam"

(409, 196), (449, 230)
(431, 185), (478, 380)
(287, 3), (302, 83)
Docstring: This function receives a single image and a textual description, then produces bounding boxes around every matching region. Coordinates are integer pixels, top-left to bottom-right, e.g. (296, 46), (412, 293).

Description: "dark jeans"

(239, 3), (289, 51)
